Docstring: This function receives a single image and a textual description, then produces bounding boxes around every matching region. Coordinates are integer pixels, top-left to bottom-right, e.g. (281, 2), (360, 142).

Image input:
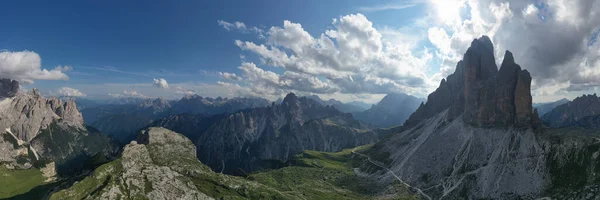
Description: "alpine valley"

(4, 36), (600, 200)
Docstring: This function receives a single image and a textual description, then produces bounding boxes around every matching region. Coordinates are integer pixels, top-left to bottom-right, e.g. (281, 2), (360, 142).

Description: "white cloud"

(109, 90), (148, 98)
(424, 0), (600, 102)
(172, 86), (195, 95)
(57, 87), (86, 97)
(0, 51), (70, 84)
(226, 13), (435, 97)
(217, 20), (264, 36)
(358, 3), (417, 12)
(153, 78), (169, 88)
(218, 72), (242, 81)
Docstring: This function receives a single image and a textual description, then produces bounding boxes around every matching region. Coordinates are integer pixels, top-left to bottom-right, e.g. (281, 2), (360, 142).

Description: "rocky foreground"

(50, 127), (417, 200)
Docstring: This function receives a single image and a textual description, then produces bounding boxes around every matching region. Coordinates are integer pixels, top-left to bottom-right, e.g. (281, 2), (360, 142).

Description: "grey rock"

(0, 78), (19, 98)
(404, 36), (536, 128)
(0, 80), (118, 172)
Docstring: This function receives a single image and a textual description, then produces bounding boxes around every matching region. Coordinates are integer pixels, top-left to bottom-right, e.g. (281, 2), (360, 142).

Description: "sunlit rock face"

(0, 79), (118, 172)
(364, 36), (599, 199)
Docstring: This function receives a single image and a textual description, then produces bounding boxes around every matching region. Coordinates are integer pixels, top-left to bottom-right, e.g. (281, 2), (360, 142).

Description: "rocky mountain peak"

(405, 35), (536, 128)
(137, 98), (171, 110)
(541, 93), (600, 127)
(0, 78), (19, 98)
(135, 127), (196, 157)
(0, 79), (85, 141)
(282, 92), (298, 105)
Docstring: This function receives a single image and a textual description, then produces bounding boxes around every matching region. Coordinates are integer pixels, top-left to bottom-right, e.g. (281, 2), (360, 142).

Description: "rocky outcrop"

(50, 127), (297, 200)
(0, 80), (118, 172)
(404, 36), (537, 128)
(541, 94), (600, 128)
(353, 93), (423, 128)
(0, 78), (19, 98)
(0, 87), (84, 142)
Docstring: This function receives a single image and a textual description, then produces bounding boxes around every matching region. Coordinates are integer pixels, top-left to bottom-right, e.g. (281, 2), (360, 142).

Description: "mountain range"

(353, 93), (424, 128)
(5, 36), (600, 200)
(533, 98), (570, 116)
(541, 93), (600, 128)
(154, 92), (378, 174)
(80, 95), (270, 143)
(356, 36), (600, 199)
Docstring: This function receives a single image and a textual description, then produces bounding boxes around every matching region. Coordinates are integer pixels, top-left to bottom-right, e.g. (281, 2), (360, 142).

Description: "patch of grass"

(49, 159), (122, 200)
(0, 167), (45, 199)
(249, 144), (418, 200)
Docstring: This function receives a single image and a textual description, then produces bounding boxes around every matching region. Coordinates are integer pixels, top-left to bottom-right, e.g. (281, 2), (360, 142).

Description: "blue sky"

(1, 0), (599, 103)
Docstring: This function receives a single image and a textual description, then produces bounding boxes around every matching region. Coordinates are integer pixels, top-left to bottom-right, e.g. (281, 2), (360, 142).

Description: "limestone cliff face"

(0, 79), (117, 172)
(405, 36), (537, 128)
(362, 36), (599, 199)
(0, 87), (84, 142)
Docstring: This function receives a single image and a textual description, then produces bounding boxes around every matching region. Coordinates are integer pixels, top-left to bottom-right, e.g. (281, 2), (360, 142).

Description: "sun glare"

(431, 0), (465, 25)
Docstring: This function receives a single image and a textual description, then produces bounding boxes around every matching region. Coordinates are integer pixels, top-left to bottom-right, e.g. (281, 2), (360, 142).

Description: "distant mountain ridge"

(353, 93), (424, 128)
(155, 92), (378, 174)
(542, 94), (600, 128)
(81, 95), (270, 143)
(304, 94), (369, 113)
(533, 98), (569, 116)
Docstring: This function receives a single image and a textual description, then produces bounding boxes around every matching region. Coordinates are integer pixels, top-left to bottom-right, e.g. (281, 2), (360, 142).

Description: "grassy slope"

(50, 143), (419, 200)
(0, 167), (45, 199)
(250, 145), (419, 200)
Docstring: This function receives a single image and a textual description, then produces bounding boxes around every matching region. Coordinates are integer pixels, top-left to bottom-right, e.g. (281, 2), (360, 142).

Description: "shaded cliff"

(404, 36), (538, 128)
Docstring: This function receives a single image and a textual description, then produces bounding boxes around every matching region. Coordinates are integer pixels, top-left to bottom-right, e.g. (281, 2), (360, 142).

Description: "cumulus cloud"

(109, 90), (148, 98)
(222, 13), (434, 98)
(153, 78), (169, 88)
(218, 72), (242, 81)
(172, 86), (195, 95)
(424, 0), (600, 101)
(217, 20), (264, 36)
(57, 87), (86, 97)
(0, 51), (70, 84)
